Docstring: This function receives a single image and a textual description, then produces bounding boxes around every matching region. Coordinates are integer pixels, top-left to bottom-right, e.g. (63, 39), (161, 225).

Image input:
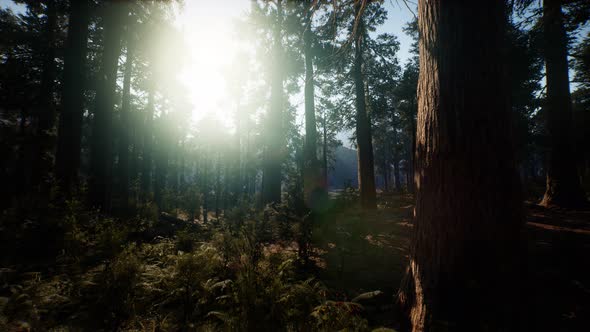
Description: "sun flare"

(173, 1), (248, 128)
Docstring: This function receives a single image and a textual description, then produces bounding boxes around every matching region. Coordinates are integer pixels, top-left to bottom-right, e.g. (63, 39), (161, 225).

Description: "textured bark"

(353, 2), (377, 209)
(118, 35), (134, 213)
(261, 0), (284, 206)
(408, 120), (416, 193)
(540, 0), (587, 207)
(88, 1), (127, 211)
(397, 1), (524, 331)
(55, 0), (90, 193)
(303, 6), (323, 208)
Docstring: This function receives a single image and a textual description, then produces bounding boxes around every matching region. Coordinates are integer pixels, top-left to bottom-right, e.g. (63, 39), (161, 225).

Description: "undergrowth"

(0, 197), (381, 331)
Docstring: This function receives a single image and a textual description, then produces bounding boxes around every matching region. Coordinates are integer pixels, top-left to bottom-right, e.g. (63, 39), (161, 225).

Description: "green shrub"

(96, 244), (143, 327)
(95, 218), (129, 258)
(311, 300), (368, 331)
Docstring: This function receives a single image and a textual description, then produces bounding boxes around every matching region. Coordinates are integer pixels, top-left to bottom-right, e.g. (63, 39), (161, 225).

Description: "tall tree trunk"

(408, 120), (416, 193)
(322, 112), (328, 188)
(32, 0), (57, 191)
(303, 5), (322, 208)
(397, 1), (524, 331)
(391, 126), (401, 192)
(179, 139), (186, 190)
(540, 0), (587, 207)
(353, 2), (377, 209)
(215, 153), (221, 219)
(88, 1), (127, 211)
(382, 159), (389, 192)
(141, 85), (155, 200)
(261, 0), (284, 206)
(55, 0), (90, 193)
(118, 34), (134, 214)
(153, 139), (168, 211)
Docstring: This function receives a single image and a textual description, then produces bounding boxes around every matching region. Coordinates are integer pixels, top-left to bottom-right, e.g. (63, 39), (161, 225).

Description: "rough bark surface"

(540, 0), (587, 208)
(397, 1), (524, 331)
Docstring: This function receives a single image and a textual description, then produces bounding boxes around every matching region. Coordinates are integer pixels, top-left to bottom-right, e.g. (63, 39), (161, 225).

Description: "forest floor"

(1, 193), (589, 331)
(311, 193), (590, 330)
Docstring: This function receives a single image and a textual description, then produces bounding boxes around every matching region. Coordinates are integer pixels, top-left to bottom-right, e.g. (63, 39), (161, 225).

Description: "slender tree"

(353, 0), (377, 209)
(261, 0), (285, 206)
(540, 0), (587, 207)
(397, 1), (524, 331)
(141, 85), (155, 200)
(55, 0), (90, 193)
(88, 1), (127, 210)
(31, 0), (57, 191)
(302, 1), (322, 208)
(117, 25), (135, 213)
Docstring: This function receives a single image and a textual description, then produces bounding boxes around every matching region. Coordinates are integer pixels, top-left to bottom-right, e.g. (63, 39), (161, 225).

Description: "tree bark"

(540, 0), (587, 207)
(88, 1), (127, 211)
(55, 0), (90, 193)
(261, 0), (284, 206)
(353, 1), (377, 209)
(397, 1), (524, 331)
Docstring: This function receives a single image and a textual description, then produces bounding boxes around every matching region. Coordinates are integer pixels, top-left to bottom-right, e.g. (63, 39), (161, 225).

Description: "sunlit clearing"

(173, 1), (249, 129)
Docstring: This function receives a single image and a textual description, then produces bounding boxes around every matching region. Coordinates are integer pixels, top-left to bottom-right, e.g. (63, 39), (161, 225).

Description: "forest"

(0, 0), (589, 331)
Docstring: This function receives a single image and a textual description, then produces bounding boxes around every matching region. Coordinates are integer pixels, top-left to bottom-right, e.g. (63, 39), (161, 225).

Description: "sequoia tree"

(397, 1), (524, 331)
(539, 0), (587, 207)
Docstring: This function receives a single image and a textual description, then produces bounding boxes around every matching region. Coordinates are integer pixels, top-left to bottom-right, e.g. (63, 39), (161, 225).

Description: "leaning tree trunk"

(540, 0), (587, 207)
(261, 0), (284, 206)
(397, 1), (524, 331)
(55, 0), (90, 193)
(88, 1), (127, 211)
(353, 2), (377, 209)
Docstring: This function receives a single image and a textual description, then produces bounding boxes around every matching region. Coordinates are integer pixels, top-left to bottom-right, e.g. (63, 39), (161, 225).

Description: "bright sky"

(0, 0), (416, 141)
(172, 0), (251, 126)
(173, 0), (416, 137)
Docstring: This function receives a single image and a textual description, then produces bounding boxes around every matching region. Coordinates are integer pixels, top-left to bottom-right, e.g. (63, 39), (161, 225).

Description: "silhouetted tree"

(540, 0), (587, 207)
(55, 0), (90, 193)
